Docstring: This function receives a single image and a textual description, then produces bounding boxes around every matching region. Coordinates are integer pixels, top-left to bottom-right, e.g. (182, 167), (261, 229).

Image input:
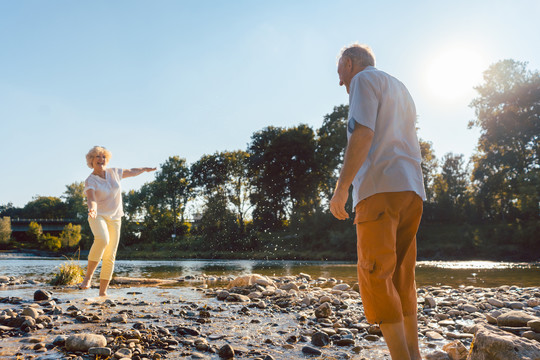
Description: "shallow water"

(1, 257), (539, 288)
(2, 256), (538, 359)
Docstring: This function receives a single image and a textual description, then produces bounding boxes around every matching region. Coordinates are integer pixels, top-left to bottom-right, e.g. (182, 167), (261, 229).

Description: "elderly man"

(330, 43), (426, 360)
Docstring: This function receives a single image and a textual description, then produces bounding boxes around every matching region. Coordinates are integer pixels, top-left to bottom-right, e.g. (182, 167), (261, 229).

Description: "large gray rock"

(65, 333), (107, 352)
(497, 310), (538, 327)
(468, 325), (540, 360)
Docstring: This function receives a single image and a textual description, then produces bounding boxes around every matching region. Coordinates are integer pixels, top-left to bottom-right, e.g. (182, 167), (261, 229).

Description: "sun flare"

(425, 44), (488, 103)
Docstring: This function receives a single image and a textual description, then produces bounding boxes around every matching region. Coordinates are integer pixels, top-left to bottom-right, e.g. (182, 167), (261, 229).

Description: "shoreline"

(1, 273), (539, 359)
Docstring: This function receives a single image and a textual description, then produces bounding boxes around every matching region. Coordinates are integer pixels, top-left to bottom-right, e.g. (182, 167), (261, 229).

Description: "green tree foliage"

(469, 59), (540, 221)
(26, 221), (43, 244)
(193, 191), (242, 252)
(59, 223), (82, 248)
(316, 105), (348, 202)
(62, 182), (87, 220)
(248, 125), (320, 230)
(432, 153), (470, 221)
(419, 139), (438, 204)
(191, 150), (252, 233)
(23, 196), (67, 219)
(42, 233), (61, 251)
(153, 156), (193, 236)
(0, 217), (11, 245)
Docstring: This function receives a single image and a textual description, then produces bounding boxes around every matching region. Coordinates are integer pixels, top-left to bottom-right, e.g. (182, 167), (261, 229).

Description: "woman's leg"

(98, 218), (121, 296)
(80, 260), (99, 289)
(81, 216), (110, 289)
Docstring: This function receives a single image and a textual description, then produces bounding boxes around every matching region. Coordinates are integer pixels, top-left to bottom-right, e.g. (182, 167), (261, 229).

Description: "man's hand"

(330, 187), (349, 220)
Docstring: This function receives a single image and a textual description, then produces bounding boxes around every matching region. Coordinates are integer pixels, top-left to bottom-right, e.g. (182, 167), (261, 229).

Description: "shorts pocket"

(354, 196), (385, 225)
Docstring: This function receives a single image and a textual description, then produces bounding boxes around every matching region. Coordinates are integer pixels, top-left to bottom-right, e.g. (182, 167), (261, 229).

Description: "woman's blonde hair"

(86, 146), (112, 168)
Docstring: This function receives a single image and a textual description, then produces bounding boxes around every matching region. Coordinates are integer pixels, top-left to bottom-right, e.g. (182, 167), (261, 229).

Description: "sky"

(1, 0), (540, 208)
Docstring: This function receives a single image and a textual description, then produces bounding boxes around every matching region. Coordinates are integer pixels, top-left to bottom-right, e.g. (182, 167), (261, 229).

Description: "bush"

(0, 217), (11, 246)
(42, 234), (61, 251)
(50, 258), (84, 285)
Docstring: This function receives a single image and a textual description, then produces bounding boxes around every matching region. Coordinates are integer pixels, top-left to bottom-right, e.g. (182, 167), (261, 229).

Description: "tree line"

(1, 59), (538, 260)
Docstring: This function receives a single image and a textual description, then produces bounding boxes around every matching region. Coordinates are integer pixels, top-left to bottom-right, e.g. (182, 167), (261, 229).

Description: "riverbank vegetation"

(1, 59), (539, 261)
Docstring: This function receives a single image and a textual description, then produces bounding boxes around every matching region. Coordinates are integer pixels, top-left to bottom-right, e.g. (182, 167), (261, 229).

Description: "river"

(1, 255), (539, 288)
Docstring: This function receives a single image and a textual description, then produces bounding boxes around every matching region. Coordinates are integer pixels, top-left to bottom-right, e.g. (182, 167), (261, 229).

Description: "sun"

(425, 44), (488, 103)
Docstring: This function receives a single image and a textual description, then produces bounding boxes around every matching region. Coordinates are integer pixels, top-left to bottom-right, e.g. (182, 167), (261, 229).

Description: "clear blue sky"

(1, 0), (539, 207)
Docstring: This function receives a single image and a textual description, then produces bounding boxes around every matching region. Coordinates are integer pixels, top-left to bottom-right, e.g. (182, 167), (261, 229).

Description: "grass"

(50, 251), (85, 286)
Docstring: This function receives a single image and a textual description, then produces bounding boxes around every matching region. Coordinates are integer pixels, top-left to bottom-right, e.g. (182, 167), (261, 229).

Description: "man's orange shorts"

(354, 191), (423, 324)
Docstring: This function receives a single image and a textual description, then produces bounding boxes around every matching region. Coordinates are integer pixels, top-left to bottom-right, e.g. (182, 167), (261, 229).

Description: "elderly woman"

(80, 146), (156, 296)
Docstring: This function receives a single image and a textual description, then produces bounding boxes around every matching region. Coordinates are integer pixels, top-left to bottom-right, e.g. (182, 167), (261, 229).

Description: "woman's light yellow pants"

(87, 215), (121, 281)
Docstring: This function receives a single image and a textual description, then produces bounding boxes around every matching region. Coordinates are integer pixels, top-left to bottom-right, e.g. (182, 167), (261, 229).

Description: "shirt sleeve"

(348, 74), (379, 132)
(84, 178), (95, 195)
(113, 168), (123, 180)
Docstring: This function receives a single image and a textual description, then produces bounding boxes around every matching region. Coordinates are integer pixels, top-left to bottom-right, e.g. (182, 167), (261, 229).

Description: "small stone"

(65, 333), (107, 352)
(34, 290), (52, 301)
(21, 307), (40, 319)
(426, 331), (445, 340)
(110, 314), (128, 323)
(425, 350), (451, 360)
(497, 310), (538, 327)
(442, 340), (468, 360)
(302, 346), (322, 356)
(311, 332), (330, 347)
(487, 298), (504, 307)
(335, 338), (355, 346)
(218, 344), (235, 359)
(89, 347), (112, 356)
(527, 319), (540, 333)
(114, 347), (132, 358)
(425, 296), (437, 308)
(462, 304), (479, 313)
(315, 302), (333, 318)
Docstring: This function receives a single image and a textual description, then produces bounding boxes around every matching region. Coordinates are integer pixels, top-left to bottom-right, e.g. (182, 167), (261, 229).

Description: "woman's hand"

(88, 208), (97, 219)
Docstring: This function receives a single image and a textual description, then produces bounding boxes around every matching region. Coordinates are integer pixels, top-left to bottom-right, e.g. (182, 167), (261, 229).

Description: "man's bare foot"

(99, 292), (108, 297)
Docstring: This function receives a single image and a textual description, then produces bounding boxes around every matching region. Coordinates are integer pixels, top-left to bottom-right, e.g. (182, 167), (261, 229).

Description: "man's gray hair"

(339, 43), (376, 67)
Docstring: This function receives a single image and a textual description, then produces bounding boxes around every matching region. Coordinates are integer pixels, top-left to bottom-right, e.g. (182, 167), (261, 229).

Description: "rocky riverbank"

(0, 274), (539, 359)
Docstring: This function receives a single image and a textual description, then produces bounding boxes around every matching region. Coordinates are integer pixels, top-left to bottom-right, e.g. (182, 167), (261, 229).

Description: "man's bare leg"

(404, 314), (422, 360)
(99, 279), (110, 297)
(80, 260), (99, 289)
(380, 321), (412, 360)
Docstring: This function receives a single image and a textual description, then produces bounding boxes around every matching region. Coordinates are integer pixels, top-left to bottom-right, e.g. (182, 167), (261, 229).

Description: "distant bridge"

(9, 218), (81, 233)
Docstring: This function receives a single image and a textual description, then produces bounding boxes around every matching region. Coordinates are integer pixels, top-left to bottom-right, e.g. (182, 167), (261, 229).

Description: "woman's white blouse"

(84, 168), (124, 220)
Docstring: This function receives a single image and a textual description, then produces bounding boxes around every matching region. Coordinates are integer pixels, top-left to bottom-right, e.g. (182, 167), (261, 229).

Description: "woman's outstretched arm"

(122, 167), (157, 179)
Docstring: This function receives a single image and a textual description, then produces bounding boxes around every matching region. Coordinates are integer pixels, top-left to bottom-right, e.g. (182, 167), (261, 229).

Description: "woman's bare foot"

(79, 279), (91, 290)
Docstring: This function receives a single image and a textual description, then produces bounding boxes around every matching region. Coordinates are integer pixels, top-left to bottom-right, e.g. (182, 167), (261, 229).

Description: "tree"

(469, 59), (540, 221)
(248, 125), (320, 230)
(432, 153), (470, 221)
(191, 150), (252, 233)
(26, 221), (43, 244)
(62, 182), (87, 220)
(419, 139), (438, 204)
(152, 156), (194, 237)
(0, 217), (11, 245)
(316, 105), (349, 202)
(59, 223), (82, 248)
(23, 196), (67, 219)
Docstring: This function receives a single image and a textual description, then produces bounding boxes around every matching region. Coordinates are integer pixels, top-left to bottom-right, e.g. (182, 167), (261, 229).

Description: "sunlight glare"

(425, 44), (487, 103)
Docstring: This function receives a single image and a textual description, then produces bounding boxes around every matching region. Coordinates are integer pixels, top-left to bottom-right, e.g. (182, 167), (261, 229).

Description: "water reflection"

(0, 258), (539, 288)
